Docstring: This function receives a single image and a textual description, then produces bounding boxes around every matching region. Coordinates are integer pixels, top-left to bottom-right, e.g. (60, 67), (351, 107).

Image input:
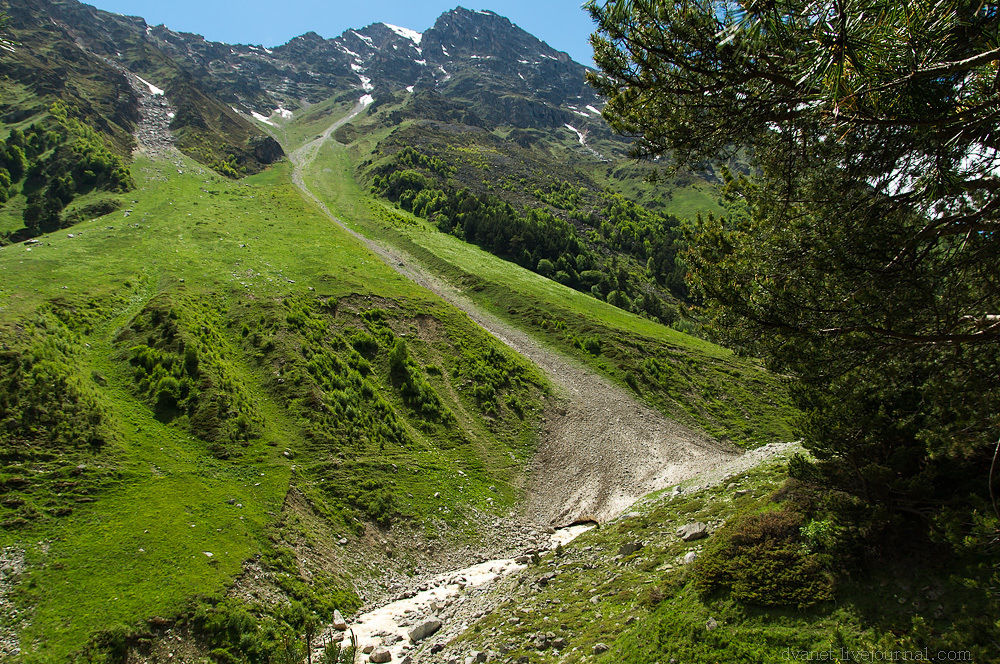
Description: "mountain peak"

(417, 6), (571, 67)
(294, 30), (326, 43)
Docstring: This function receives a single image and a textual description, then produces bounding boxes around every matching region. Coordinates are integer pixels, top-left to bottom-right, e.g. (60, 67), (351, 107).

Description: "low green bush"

(694, 504), (834, 609)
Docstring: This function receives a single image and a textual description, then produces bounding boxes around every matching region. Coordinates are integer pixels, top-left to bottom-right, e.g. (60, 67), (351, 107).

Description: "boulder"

(619, 541), (643, 556)
(706, 617), (719, 631)
(676, 522), (708, 541)
(332, 609), (348, 631)
(594, 643), (610, 654)
(370, 649), (392, 663)
(683, 551), (698, 564)
(408, 619), (442, 642)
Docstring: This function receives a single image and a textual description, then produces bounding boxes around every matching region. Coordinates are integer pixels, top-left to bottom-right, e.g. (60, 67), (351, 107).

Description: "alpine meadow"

(0, 1), (997, 663)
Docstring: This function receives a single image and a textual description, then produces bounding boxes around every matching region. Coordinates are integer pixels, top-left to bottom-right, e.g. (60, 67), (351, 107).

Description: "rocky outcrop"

(251, 135), (284, 164)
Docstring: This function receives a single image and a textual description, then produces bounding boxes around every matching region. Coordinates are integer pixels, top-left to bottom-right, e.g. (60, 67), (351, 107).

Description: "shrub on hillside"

(694, 505), (834, 609)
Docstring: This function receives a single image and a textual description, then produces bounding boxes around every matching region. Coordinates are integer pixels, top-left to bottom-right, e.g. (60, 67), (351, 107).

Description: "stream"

(312, 525), (593, 663)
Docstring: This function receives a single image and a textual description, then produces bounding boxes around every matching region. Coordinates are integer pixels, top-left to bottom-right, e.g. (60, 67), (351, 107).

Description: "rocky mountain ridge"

(143, 6), (608, 133)
(19, 1), (606, 129)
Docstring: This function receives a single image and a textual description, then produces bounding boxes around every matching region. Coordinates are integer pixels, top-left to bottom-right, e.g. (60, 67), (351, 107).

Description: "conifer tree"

(588, 0), (1000, 505)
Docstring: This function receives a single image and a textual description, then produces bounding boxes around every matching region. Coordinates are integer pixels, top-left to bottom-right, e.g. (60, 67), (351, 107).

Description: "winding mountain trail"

(288, 105), (741, 526)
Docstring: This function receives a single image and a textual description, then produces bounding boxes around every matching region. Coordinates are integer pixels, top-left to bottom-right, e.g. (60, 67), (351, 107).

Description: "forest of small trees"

(0, 102), (132, 241)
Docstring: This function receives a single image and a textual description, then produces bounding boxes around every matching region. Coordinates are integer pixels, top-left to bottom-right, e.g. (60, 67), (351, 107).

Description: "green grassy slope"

(1, 88), (793, 663)
(0, 156), (547, 661)
(303, 121), (796, 447)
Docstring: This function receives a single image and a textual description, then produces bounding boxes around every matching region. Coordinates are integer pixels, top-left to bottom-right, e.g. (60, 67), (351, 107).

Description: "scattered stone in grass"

(536, 572), (557, 587)
(594, 643), (610, 654)
(676, 522), (708, 541)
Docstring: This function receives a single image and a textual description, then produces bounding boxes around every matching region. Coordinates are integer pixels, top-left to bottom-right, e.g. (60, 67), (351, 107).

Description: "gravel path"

(289, 109), (741, 526)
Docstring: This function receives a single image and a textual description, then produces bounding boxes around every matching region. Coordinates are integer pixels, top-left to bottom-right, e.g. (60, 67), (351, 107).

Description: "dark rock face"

(251, 136), (285, 164)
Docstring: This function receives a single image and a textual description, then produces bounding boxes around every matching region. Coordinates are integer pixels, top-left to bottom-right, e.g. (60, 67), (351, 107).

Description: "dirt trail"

(288, 107), (741, 525)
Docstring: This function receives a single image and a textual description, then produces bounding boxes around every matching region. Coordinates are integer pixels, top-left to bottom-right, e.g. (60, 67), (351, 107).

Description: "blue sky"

(84, 1), (600, 65)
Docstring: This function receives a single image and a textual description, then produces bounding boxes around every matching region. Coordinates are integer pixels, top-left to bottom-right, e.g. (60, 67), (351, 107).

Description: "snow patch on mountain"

(564, 124), (586, 146)
(135, 75), (164, 96)
(351, 31), (374, 47)
(251, 111), (275, 126)
(384, 24), (423, 45)
(360, 94), (374, 106)
(564, 124), (608, 161)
